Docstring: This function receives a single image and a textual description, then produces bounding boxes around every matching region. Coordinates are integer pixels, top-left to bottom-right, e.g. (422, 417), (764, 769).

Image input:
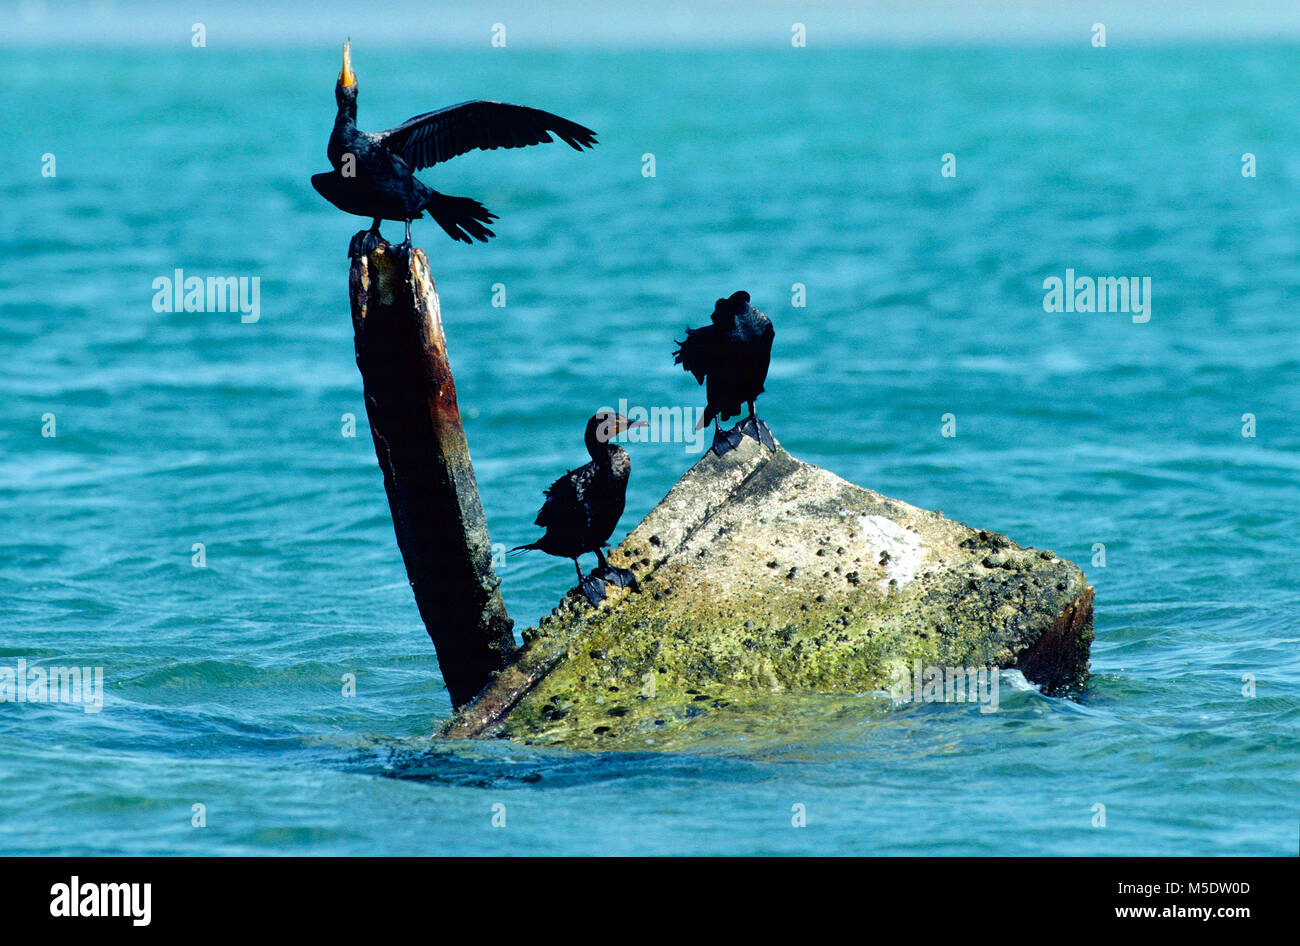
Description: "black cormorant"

(512, 412), (647, 606)
(311, 41), (597, 257)
(674, 291), (776, 456)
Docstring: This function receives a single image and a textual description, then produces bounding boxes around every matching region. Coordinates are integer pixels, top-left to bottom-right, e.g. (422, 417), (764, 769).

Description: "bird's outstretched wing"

(375, 101), (597, 171)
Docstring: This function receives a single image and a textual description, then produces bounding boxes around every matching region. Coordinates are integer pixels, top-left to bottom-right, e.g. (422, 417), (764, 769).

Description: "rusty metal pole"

(349, 243), (516, 708)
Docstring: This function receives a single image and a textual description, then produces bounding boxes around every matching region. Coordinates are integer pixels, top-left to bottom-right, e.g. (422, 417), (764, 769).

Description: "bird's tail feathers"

(424, 192), (498, 244)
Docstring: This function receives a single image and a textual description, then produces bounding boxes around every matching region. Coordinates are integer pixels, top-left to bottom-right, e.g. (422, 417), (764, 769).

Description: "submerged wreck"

(443, 436), (1093, 747)
(348, 245), (1094, 750)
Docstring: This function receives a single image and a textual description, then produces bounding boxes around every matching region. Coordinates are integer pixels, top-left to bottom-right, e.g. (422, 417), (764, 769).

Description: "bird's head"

(587, 411), (648, 452)
(335, 39), (358, 107)
(710, 290), (751, 326)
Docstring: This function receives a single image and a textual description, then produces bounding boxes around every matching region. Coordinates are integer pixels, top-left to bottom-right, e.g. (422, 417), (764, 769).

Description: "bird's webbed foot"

(348, 229), (384, 260)
(710, 424), (746, 458)
(738, 415), (777, 451)
(593, 562), (639, 591)
(390, 220), (415, 267)
(578, 574), (608, 607)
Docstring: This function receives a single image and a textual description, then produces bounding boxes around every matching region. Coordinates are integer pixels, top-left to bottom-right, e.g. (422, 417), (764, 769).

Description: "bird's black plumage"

(310, 41), (597, 256)
(513, 412), (645, 606)
(674, 291), (777, 454)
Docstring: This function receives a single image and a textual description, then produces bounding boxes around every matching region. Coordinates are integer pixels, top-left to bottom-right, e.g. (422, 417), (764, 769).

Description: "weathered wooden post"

(349, 242), (516, 708)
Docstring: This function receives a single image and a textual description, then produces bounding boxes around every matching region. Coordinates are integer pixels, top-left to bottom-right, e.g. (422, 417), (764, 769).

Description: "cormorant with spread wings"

(311, 41), (598, 257)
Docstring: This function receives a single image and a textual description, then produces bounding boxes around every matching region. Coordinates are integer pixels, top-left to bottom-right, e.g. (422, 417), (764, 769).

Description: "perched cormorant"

(512, 412), (647, 606)
(311, 41), (597, 257)
(674, 290), (776, 456)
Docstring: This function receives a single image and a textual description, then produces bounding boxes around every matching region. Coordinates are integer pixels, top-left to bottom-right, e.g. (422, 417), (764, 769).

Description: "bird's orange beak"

(615, 415), (649, 433)
(339, 40), (356, 88)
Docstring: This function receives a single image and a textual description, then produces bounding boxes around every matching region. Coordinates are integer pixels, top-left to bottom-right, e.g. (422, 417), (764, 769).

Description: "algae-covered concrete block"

(443, 436), (1093, 748)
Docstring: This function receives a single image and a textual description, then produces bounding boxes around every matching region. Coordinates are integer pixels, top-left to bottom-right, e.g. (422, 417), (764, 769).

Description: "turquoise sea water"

(1, 44), (1297, 855)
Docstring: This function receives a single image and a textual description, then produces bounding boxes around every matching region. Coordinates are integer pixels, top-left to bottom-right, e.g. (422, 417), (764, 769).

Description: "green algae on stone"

(442, 436), (1093, 749)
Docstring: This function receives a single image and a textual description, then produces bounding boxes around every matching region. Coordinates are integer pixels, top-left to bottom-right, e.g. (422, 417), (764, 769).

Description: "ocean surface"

(1, 44), (1297, 856)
